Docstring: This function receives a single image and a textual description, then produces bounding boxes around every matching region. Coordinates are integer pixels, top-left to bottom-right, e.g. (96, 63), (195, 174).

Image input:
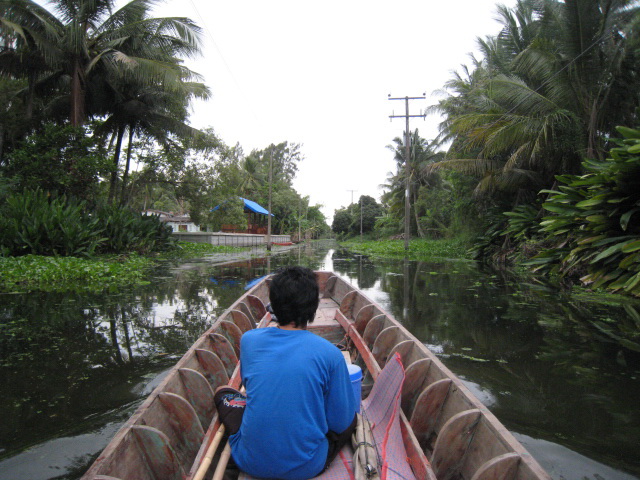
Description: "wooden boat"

(81, 272), (551, 480)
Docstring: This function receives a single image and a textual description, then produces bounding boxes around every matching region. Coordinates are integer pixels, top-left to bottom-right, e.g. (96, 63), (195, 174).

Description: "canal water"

(0, 241), (639, 480)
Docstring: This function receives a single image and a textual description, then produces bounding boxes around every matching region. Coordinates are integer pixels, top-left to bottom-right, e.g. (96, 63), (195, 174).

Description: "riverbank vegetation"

(0, 0), (328, 258)
(0, 0), (329, 291)
(341, 238), (472, 261)
(333, 0), (640, 297)
(0, 242), (245, 293)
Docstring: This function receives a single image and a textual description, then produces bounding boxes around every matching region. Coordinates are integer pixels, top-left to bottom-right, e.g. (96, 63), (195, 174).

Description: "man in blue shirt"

(214, 266), (357, 479)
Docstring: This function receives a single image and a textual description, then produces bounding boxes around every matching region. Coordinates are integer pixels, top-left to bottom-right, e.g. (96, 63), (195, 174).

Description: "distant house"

(142, 209), (200, 232)
(211, 197), (273, 234)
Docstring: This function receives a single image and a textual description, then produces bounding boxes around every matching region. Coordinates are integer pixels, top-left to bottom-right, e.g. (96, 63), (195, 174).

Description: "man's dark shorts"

(214, 387), (247, 435)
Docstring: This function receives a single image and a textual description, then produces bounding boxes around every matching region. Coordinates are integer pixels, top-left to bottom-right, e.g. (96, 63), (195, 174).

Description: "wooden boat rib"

(82, 272), (550, 480)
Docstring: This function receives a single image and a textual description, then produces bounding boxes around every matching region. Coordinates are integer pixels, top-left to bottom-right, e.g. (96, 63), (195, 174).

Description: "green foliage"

(526, 126), (640, 295)
(332, 209), (352, 237)
(331, 196), (383, 238)
(0, 254), (155, 293)
(503, 204), (541, 241)
(0, 189), (175, 257)
(208, 197), (248, 232)
(415, 170), (481, 238)
(167, 242), (244, 258)
(341, 238), (472, 260)
(0, 189), (104, 257)
(95, 205), (175, 254)
(2, 123), (109, 200)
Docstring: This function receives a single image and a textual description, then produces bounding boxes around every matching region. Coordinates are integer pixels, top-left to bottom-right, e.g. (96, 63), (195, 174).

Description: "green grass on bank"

(0, 242), (248, 294)
(340, 237), (473, 260)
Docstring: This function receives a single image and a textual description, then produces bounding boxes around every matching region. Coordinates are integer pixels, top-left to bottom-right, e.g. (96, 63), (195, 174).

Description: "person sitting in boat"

(214, 266), (358, 480)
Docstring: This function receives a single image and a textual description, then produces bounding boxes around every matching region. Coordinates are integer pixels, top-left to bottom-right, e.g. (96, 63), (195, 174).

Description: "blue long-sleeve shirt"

(229, 328), (357, 480)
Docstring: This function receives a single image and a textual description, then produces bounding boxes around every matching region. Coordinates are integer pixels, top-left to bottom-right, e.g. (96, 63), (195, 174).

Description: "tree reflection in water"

(0, 242), (638, 479)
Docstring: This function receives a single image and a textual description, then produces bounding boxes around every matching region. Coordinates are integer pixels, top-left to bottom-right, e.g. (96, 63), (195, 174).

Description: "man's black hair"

(269, 266), (319, 328)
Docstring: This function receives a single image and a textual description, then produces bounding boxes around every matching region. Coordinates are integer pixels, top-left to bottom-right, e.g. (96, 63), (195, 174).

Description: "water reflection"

(0, 241), (638, 479)
(331, 248), (640, 478)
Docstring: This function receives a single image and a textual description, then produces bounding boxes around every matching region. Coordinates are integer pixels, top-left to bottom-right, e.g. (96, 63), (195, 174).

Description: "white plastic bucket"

(347, 364), (362, 412)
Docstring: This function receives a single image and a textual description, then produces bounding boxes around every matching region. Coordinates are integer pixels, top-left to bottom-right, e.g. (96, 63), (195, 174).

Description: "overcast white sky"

(138, 1), (516, 220)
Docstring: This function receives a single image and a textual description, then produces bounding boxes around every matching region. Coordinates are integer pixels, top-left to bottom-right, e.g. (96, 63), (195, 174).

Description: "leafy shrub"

(526, 126), (640, 295)
(0, 190), (175, 257)
(94, 205), (175, 254)
(0, 189), (104, 257)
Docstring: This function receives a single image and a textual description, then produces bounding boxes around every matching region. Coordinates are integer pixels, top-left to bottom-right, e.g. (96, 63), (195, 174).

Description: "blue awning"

(240, 198), (270, 215)
(211, 197), (273, 216)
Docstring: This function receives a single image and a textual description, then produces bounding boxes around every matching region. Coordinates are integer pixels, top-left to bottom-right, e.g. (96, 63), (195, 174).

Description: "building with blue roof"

(211, 197), (273, 234)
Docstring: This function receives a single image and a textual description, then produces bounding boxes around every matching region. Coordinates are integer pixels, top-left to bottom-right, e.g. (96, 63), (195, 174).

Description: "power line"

(187, 0), (262, 126)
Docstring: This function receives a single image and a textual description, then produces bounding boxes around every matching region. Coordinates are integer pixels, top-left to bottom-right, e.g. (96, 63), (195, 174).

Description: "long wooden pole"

(192, 425), (226, 480)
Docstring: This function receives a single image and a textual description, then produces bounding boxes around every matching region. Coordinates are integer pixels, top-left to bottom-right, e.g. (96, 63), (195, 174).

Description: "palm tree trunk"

(70, 58), (85, 127)
(108, 126), (126, 204)
(120, 126), (135, 206)
(26, 72), (36, 120)
(413, 189), (426, 238)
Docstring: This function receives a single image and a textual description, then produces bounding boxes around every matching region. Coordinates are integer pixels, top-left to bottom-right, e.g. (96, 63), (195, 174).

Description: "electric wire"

(458, 27), (618, 150)
(187, 0), (263, 127)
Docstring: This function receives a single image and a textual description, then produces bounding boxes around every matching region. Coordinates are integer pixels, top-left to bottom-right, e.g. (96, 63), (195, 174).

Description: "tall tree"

(385, 129), (443, 237)
(0, 0), (205, 126)
(430, 0), (640, 202)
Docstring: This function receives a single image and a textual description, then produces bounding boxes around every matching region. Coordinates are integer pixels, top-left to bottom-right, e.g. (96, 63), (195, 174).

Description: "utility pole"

(360, 196), (363, 241)
(389, 94), (426, 251)
(346, 189), (357, 206)
(266, 147), (273, 251)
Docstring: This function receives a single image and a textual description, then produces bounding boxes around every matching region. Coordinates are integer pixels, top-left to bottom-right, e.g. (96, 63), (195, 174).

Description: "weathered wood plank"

(410, 378), (452, 452)
(400, 410), (438, 480)
(354, 304), (380, 334)
(230, 309), (253, 333)
(435, 385), (476, 435)
(470, 452), (520, 480)
(338, 290), (358, 319)
(339, 290), (369, 321)
(237, 302), (255, 325)
(362, 314), (389, 350)
(371, 325), (406, 366)
(195, 349), (229, 390)
(158, 392), (204, 467)
(131, 425), (185, 480)
(431, 409), (482, 480)
(206, 333), (238, 377)
(217, 320), (242, 356)
(322, 275), (338, 299)
(330, 277), (353, 305)
(178, 368), (216, 430)
(386, 339), (418, 367)
(402, 358), (432, 415)
(246, 295), (266, 323)
(461, 418), (513, 480)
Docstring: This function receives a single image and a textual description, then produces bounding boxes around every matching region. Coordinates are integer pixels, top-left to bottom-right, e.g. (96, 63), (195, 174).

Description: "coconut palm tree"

(100, 76), (210, 204)
(429, 0), (640, 202)
(0, 0), (204, 126)
(385, 129), (443, 237)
